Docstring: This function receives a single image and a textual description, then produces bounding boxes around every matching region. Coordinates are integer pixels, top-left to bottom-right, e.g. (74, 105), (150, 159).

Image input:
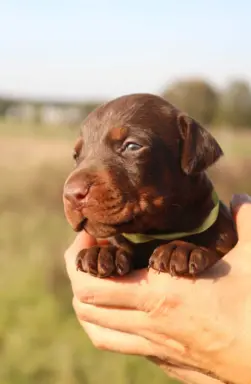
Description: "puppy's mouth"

(75, 217), (88, 232)
(75, 216), (135, 233)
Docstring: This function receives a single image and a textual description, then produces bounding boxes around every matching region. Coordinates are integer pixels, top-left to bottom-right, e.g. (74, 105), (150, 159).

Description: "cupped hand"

(65, 194), (251, 384)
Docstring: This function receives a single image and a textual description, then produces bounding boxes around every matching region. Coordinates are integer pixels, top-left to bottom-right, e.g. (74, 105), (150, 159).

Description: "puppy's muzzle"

(64, 180), (91, 209)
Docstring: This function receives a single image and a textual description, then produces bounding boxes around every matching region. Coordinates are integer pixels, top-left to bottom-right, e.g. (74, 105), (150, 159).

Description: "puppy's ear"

(178, 114), (223, 175)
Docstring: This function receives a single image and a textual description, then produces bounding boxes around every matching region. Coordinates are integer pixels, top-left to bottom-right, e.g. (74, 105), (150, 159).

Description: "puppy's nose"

(64, 182), (90, 207)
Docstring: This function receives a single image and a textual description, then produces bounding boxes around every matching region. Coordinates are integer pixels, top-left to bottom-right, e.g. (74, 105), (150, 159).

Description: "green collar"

(122, 190), (219, 244)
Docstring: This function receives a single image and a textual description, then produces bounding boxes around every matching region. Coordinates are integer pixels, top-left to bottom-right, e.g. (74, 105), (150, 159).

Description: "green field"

(0, 120), (251, 384)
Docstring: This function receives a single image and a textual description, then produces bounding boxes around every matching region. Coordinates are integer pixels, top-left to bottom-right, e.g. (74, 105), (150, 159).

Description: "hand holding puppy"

(65, 194), (251, 384)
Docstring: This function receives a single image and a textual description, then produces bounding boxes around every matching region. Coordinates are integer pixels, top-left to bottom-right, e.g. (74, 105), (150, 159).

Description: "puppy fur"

(63, 93), (237, 278)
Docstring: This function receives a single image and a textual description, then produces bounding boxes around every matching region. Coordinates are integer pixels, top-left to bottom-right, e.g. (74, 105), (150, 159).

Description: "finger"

(65, 231), (97, 262)
(72, 296), (198, 352)
(83, 322), (214, 383)
(81, 321), (154, 356)
(174, 369), (223, 384)
(148, 357), (222, 384)
(81, 320), (198, 370)
(166, 367), (222, 384)
(230, 194), (251, 243)
(73, 296), (149, 334)
(64, 232), (97, 278)
(73, 268), (150, 309)
(74, 268), (187, 312)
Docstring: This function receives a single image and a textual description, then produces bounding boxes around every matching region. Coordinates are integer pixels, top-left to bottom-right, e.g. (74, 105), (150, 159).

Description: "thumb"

(230, 194), (251, 243)
(64, 231), (97, 263)
(64, 231), (97, 282)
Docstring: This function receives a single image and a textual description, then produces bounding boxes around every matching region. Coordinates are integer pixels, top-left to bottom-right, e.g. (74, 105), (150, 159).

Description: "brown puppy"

(63, 93), (237, 278)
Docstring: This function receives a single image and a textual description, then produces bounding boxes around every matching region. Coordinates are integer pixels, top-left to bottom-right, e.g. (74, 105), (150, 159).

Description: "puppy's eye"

(123, 142), (142, 152)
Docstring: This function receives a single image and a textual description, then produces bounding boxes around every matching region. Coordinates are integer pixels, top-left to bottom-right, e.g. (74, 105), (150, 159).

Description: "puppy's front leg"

(76, 244), (133, 278)
(149, 240), (221, 277)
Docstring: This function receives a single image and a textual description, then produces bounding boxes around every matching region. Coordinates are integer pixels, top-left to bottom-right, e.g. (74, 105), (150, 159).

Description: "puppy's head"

(63, 94), (223, 238)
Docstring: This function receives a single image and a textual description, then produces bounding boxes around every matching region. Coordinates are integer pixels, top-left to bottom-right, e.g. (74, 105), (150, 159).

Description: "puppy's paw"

(76, 245), (132, 278)
(149, 241), (219, 277)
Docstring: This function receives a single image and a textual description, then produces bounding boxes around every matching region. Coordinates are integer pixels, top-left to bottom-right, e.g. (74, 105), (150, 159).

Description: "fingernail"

(231, 194), (251, 207)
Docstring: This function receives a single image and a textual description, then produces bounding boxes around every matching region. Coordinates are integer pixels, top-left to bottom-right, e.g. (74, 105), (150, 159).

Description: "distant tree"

(83, 102), (102, 117)
(163, 79), (218, 125)
(218, 80), (251, 128)
(0, 98), (14, 116)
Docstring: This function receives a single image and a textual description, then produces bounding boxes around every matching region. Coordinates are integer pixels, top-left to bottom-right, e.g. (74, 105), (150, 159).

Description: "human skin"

(64, 194), (251, 384)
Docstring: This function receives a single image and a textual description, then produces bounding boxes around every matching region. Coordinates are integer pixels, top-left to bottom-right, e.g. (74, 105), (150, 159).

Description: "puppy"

(63, 93), (237, 278)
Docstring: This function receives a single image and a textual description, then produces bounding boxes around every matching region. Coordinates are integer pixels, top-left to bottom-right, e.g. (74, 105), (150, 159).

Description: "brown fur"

(63, 93), (237, 278)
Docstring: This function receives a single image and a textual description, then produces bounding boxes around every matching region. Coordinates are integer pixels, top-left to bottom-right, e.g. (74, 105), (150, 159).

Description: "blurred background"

(1, 1), (251, 383)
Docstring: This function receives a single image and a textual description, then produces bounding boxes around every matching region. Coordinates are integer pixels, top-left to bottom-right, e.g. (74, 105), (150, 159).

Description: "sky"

(1, 0), (251, 101)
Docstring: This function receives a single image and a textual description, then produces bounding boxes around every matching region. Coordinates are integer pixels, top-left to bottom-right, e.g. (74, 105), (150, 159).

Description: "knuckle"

(148, 293), (182, 317)
(76, 289), (96, 304)
(72, 296), (79, 313)
(72, 296), (95, 322)
(92, 338), (108, 350)
(72, 297), (86, 319)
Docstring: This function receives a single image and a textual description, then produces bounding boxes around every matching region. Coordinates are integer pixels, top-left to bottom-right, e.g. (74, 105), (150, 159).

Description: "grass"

(0, 128), (178, 384)
(0, 163), (178, 384)
(0, 118), (77, 139)
(0, 120), (251, 384)
(1, 117), (251, 157)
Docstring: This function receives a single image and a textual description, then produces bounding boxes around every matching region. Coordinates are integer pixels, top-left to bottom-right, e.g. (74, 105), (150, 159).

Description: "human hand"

(65, 194), (251, 384)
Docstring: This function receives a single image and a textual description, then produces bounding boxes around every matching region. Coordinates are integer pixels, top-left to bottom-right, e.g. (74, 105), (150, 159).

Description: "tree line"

(1, 78), (251, 128)
(162, 78), (251, 128)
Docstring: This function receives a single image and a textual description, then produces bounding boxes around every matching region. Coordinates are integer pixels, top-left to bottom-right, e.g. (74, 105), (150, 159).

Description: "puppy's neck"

(147, 173), (216, 234)
(168, 173), (216, 232)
